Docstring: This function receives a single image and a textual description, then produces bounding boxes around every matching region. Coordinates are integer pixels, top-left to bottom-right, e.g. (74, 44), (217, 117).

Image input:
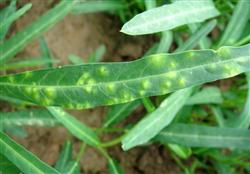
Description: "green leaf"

(68, 54), (84, 65)
(0, 131), (60, 174)
(0, 3), (32, 34)
(0, 0), (75, 64)
(87, 44), (106, 63)
(103, 100), (141, 128)
(39, 37), (54, 68)
(218, 0), (250, 46)
(186, 87), (223, 105)
(155, 123), (250, 149)
(0, 109), (59, 127)
(108, 158), (124, 174)
(0, 154), (21, 174)
(47, 107), (100, 147)
(0, 0), (16, 40)
(0, 58), (58, 70)
(0, 44), (250, 109)
(122, 88), (192, 150)
(166, 144), (192, 159)
(121, 0), (219, 35)
(63, 161), (80, 174)
(72, 0), (125, 14)
(55, 141), (72, 171)
(4, 126), (28, 138)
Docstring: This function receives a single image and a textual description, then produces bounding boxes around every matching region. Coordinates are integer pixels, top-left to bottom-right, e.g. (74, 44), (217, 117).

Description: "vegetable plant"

(0, 0), (250, 173)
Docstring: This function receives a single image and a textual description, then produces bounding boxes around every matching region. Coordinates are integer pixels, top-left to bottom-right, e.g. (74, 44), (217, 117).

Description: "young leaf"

(155, 123), (250, 149)
(47, 107), (100, 147)
(186, 87), (223, 105)
(63, 161), (80, 174)
(87, 44), (106, 63)
(0, 0), (75, 64)
(108, 158), (124, 174)
(0, 109), (59, 127)
(0, 44), (250, 109)
(122, 88), (192, 150)
(39, 37), (54, 68)
(0, 131), (60, 174)
(121, 0), (219, 35)
(72, 0), (125, 14)
(103, 100), (141, 128)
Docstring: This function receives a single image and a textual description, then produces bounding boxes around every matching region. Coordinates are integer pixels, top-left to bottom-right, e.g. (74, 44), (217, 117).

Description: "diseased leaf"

(186, 87), (223, 105)
(122, 88), (192, 150)
(121, 0), (219, 35)
(0, 131), (60, 174)
(0, 0), (75, 64)
(47, 107), (100, 147)
(108, 158), (124, 174)
(0, 44), (250, 109)
(155, 123), (250, 149)
(0, 109), (59, 127)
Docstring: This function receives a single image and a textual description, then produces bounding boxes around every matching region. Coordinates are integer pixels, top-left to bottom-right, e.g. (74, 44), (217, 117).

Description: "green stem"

(142, 98), (156, 113)
(234, 34), (250, 46)
(100, 135), (125, 148)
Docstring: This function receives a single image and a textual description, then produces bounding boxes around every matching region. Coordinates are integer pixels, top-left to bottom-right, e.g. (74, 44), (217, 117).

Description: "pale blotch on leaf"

(77, 73), (90, 85)
(217, 47), (231, 58)
(44, 87), (56, 98)
(151, 55), (164, 66)
(139, 90), (146, 96)
(106, 83), (115, 92)
(86, 79), (96, 85)
(224, 64), (239, 76)
(141, 80), (151, 89)
(170, 61), (177, 68)
(165, 71), (177, 79)
(84, 86), (93, 93)
(178, 77), (186, 87)
(98, 66), (109, 76)
(24, 71), (33, 78)
(187, 52), (195, 58)
(42, 98), (53, 105)
(8, 76), (15, 83)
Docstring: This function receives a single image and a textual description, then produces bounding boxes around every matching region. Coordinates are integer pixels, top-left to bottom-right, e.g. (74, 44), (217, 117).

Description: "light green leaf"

(0, 131), (60, 174)
(103, 100), (141, 128)
(47, 107), (100, 147)
(39, 37), (54, 68)
(63, 161), (80, 174)
(68, 54), (84, 65)
(186, 87), (223, 105)
(121, 0), (219, 35)
(0, 44), (250, 109)
(108, 158), (124, 174)
(0, 109), (59, 127)
(72, 0), (125, 14)
(218, 0), (250, 46)
(166, 144), (192, 159)
(88, 44), (106, 63)
(155, 123), (250, 149)
(0, 0), (75, 64)
(122, 88), (192, 150)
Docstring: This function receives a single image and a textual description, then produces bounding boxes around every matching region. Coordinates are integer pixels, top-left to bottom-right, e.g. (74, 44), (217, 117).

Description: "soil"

(2, 0), (180, 173)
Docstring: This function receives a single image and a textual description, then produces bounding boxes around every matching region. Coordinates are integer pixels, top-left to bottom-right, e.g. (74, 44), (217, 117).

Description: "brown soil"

(2, 0), (180, 173)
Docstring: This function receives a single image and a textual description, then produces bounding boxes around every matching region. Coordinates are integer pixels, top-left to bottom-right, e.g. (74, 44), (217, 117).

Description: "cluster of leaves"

(0, 0), (250, 174)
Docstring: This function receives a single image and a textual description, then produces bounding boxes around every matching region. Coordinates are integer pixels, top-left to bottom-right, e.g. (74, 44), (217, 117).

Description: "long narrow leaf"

(0, 131), (60, 174)
(155, 123), (250, 149)
(0, 0), (75, 63)
(108, 158), (124, 174)
(121, 0), (219, 35)
(0, 44), (250, 109)
(122, 88), (192, 150)
(47, 107), (100, 147)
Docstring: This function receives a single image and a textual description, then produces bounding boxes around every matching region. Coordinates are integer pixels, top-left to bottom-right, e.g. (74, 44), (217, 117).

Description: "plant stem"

(100, 135), (125, 148)
(142, 98), (156, 113)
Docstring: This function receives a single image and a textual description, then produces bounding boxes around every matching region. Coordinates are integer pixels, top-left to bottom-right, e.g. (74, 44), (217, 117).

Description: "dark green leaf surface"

(155, 124), (250, 149)
(0, 154), (21, 174)
(121, 0), (219, 35)
(47, 107), (100, 147)
(0, 109), (59, 127)
(122, 88), (192, 150)
(0, 44), (250, 109)
(0, 131), (60, 174)
(0, 0), (75, 64)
